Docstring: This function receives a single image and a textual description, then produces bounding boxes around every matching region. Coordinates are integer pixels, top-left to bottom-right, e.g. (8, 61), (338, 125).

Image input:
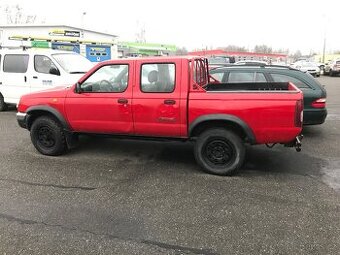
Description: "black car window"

(211, 72), (224, 82)
(270, 73), (311, 89)
(228, 71), (266, 83)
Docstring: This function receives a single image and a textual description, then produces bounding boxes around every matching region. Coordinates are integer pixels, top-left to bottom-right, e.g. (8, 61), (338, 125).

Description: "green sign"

(31, 41), (50, 48)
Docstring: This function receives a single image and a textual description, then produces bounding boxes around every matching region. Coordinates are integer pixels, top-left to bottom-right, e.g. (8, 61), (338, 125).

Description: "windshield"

(52, 53), (93, 74)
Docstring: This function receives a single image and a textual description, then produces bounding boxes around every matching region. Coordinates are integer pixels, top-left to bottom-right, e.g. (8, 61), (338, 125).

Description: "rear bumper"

(16, 112), (28, 129)
(303, 108), (327, 125)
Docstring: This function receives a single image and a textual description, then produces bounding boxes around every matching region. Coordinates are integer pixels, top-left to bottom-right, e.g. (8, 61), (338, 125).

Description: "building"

(313, 54), (340, 63)
(0, 25), (118, 62)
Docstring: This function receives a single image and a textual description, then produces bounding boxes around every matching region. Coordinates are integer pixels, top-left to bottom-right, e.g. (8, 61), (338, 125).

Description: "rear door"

(1, 53), (30, 104)
(65, 62), (133, 134)
(133, 59), (182, 137)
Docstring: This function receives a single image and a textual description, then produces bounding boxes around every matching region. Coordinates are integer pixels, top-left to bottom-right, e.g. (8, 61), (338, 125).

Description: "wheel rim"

(37, 126), (56, 148)
(203, 139), (236, 167)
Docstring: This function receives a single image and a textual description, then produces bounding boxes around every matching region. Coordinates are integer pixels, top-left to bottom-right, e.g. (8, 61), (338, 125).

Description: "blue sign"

(86, 45), (111, 62)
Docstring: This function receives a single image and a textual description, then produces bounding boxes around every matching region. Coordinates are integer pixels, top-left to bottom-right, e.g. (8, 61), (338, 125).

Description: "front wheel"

(30, 116), (67, 156)
(194, 128), (245, 175)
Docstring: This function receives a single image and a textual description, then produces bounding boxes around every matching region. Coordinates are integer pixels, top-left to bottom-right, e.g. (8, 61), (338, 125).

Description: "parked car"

(324, 59), (340, 76)
(16, 56), (303, 176)
(210, 65), (327, 125)
(0, 48), (93, 111)
(291, 61), (320, 77)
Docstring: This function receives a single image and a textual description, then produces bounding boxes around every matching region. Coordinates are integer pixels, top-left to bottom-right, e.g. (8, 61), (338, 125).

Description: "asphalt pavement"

(0, 76), (339, 254)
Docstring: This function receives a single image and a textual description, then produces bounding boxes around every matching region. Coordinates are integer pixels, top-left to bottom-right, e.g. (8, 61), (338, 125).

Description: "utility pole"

(322, 36), (326, 63)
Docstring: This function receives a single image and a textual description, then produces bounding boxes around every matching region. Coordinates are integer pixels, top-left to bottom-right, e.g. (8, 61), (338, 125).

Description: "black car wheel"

(194, 128), (245, 175)
(30, 116), (67, 155)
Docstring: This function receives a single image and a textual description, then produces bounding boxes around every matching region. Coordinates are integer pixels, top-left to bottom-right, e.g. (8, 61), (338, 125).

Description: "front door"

(27, 54), (63, 93)
(133, 60), (182, 137)
(65, 63), (133, 134)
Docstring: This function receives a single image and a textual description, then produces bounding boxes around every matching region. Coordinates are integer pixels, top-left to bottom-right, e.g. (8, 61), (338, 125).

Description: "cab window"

(80, 64), (129, 93)
(34, 55), (57, 74)
(141, 63), (175, 93)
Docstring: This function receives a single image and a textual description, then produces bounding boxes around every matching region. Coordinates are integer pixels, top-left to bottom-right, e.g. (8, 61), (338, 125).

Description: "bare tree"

(218, 45), (247, 52)
(175, 47), (188, 56)
(3, 4), (37, 24)
(254, 45), (273, 54)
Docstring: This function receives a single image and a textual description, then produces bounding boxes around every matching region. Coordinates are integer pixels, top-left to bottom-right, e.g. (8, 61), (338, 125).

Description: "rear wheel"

(194, 128), (245, 175)
(329, 69), (334, 76)
(30, 116), (67, 155)
(0, 94), (8, 111)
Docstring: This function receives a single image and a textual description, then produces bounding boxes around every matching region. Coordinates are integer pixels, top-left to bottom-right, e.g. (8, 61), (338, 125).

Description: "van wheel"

(30, 116), (67, 156)
(194, 128), (245, 175)
(0, 94), (8, 111)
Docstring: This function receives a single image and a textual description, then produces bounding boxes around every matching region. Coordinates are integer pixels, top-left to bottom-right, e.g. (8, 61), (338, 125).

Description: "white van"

(0, 48), (93, 111)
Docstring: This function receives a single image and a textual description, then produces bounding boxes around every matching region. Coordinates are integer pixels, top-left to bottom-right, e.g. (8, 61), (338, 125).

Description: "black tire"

(194, 128), (245, 175)
(0, 94), (8, 112)
(329, 70), (334, 77)
(30, 116), (67, 156)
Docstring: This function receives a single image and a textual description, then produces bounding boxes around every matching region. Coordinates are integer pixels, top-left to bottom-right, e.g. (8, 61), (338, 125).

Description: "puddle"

(326, 113), (340, 121)
(321, 159), (340, 192)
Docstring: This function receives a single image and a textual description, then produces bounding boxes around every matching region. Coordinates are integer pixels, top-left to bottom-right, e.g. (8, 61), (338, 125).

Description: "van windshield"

(52, 53), (93, 74)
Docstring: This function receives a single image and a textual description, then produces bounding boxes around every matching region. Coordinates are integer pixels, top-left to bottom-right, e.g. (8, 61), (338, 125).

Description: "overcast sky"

(1, 0), (340, 54)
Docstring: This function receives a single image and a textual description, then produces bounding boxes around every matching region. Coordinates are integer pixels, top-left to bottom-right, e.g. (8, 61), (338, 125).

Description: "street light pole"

(81, 12), (86, 28)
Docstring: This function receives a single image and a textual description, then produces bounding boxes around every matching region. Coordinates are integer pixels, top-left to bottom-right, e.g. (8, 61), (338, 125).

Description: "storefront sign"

(49, 30), (80, 37)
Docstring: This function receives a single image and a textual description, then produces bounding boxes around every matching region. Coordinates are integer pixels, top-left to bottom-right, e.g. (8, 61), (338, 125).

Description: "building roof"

(0, 24), (118, 38)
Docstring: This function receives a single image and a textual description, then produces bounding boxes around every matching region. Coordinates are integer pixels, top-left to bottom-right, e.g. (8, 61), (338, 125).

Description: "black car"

(210, 65), (327, 125)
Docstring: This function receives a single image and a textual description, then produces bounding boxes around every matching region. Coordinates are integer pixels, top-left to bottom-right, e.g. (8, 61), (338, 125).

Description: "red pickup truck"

(16, 56), (303, 175)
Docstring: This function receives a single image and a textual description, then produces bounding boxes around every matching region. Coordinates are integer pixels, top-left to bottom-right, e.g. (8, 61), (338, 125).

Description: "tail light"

(295, 99), (303, 127)
(311, 98), (326, 108)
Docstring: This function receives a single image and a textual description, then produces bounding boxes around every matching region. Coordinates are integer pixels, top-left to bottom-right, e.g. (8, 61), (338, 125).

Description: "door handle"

(164, 99), (176, 105)
(118, 98), (128, 104)
(24, 76), (27, 82)
(33, 76), (38, 79)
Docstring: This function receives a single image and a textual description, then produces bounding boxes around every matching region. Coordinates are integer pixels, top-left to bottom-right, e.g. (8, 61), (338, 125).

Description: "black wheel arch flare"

(189, 114), (256, 144)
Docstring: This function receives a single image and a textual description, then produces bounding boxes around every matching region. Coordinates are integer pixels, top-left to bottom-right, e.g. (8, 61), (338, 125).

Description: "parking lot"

(0, 76), (339, 254)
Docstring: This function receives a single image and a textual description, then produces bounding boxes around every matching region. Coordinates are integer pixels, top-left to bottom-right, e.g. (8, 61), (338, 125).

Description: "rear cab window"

(140, 63), (175, 93)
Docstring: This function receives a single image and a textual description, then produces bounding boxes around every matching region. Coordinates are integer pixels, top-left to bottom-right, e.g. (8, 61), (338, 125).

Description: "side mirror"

(75, 82), (82, 93)
(49, 67), (60, 76)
